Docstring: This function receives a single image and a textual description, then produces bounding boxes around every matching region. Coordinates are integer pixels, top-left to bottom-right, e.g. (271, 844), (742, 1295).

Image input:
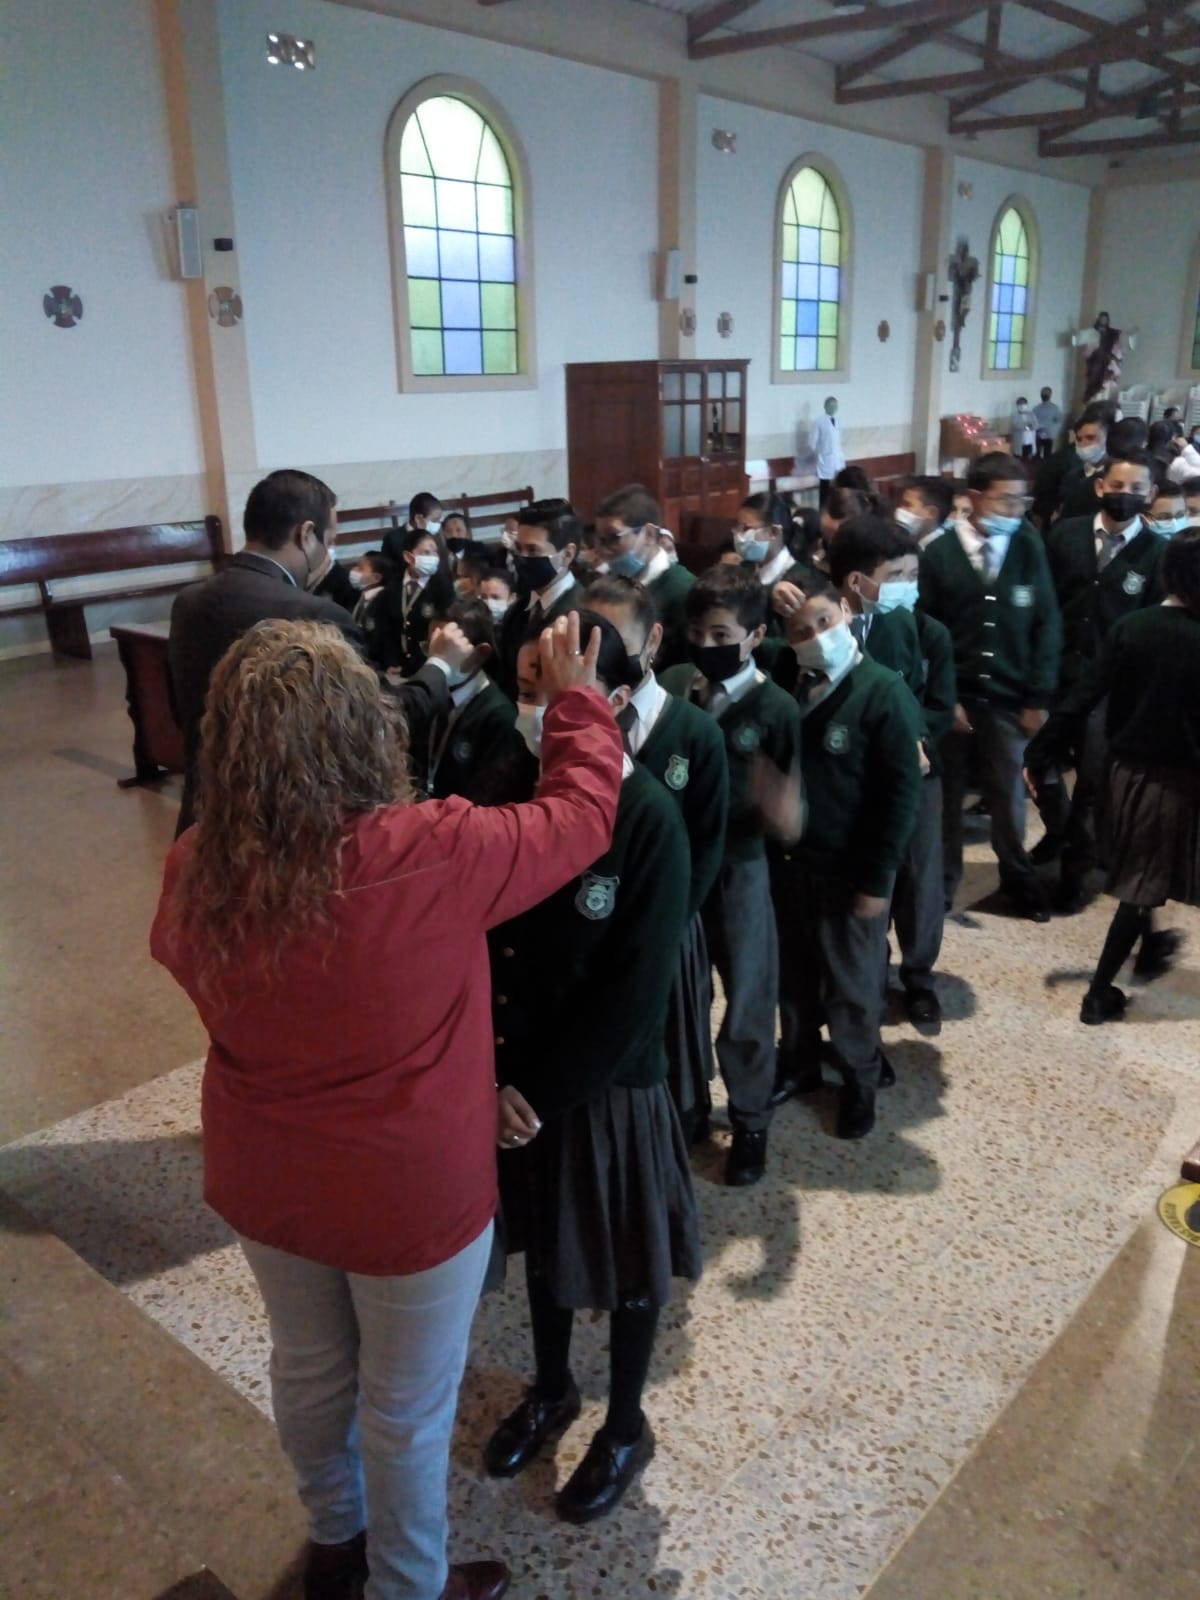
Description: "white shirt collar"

(718, 655), (761, 705)
(528, 567), (574, 611)
(759, 545), (794, 588)
(799, 641), (863, 708)
(958, 516), (1012, 569)
(450, 670), (489, 711)
(642, 547), (671, 586)
(626, 672), (669, 756)
(918, 525), (946, 550)
(1093, 511), (1141, 547)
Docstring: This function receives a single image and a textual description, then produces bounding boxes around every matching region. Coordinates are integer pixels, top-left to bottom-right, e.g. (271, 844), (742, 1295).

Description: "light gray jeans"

(239, 1221), (493, 1600)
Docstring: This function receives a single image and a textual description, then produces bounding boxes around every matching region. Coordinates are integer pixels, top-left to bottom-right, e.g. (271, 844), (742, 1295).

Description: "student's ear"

(562, 543), (578, 568)
(749, 622), (767, 648)
(845, 572), (866, 601)
(609, 685), (633, 717)
(1094, 476), (1106, 500)
(647, 621), (665, 662)
(840, 597), (854, 620)
(475, 641), (494, 669)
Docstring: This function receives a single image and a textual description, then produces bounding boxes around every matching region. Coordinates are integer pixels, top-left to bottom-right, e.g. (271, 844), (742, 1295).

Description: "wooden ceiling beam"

(836, 28), (932, 89)
(951, 83), (1200, 134)
(690, 0), (984, 60)
(1040, 123), (1200, 157)
(1012, 0), (1200, 92)
(686, 0), (760, 45)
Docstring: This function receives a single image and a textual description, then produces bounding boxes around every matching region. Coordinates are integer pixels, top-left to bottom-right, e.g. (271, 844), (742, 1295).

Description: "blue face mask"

(1147, 517), (1187, 539)
(734, 528), (772, 564)
(865, 579), (919, 615)
(610, 547), (648, 578)
(979, 512), (1022, 539)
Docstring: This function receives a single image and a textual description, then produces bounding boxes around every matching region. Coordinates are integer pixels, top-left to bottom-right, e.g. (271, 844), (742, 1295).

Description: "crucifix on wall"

(947, 236), (979, 374)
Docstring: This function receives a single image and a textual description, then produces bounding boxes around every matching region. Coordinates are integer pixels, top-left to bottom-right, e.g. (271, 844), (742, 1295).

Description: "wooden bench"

(333, 486), (535, 563)
(109, 621), (185, 787)
(0, 517), (225, 660)
(445, 484), (534, 538)
(750, 452), (917, 502)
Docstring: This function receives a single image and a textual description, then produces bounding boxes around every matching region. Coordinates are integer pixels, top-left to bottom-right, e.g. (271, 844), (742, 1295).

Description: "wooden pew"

(109, 622), (185, 787)
(0, 517), (225, 660)
(445, 484), (534, 538)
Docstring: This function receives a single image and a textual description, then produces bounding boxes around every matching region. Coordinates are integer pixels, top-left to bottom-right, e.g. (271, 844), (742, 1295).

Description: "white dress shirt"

(957, 518), (1011, 580)
(1167, 440), (1200, 486)
(759, 545), (795, 588)
(809, 412), (846, 479)
(625, 672), (669, 757)
(692, 655), (762, 720)
(528, 567), (574, 614)
(641, 547), (672, 587)
(1093, 510), (1142, 565)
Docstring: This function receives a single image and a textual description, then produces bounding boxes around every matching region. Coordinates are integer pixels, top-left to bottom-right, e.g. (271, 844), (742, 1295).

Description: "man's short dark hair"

(686, 565), (767, 633)
(899, 474), (953, 523)
(447, 597), (497, 652)
(517, 497), (583, 552)
(596, 483), (661, 529)
(409, 491), (443, 523)
(586, 574), (661, 639)
(1077, 401), (1115, 431)
(827, 515), (918, 589)
(966, 451), (1028, 493)
(244, 470), (337, 550)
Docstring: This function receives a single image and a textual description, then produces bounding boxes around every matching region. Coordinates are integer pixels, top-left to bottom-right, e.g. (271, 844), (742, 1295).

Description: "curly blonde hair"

(174, 620), (414, 989)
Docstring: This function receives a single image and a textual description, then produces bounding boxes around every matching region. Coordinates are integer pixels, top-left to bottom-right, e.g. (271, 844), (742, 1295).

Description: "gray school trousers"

(941, 702), (1037, 904)
(893, 774), (944, 991)
(239, 1222), (493, 1600)
(772, 857), (891, 1093)
(702, 856), (777, 1133)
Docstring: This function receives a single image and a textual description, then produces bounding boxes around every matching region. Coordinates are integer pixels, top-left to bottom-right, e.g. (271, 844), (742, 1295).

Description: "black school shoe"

(483, 1378), (582, 1477)
(1134, 929), (1183, 982)
(1080, 985), (1127, 1026)
(836, 1082), (876, 1139)
(556, 1419), (656, 1524)
(725, 1127), (768, 1186)
(303, 1532), (367, 1600)
(1010, 882), (1052, 923)
(903, 987), (941, 1030)
(771, 1052), (823, 1106)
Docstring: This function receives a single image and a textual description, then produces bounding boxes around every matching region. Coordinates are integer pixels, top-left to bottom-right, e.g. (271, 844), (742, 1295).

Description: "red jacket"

(151, 688), (622, 1276)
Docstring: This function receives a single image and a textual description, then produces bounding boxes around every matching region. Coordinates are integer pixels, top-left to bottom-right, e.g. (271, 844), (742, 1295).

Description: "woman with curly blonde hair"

(152, 614), (623, 1600)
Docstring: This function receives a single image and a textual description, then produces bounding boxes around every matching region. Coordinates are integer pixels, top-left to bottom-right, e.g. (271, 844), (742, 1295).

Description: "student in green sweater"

(918, 452), (1063, 921)
(593, 484), (694, 670)
(735, 490), (817, 670)
(1033, 405), (1108, 530)
(825, 515), (957, 1029)
(769, 577), (923, 1138)
(661, 567), (802, 1186)
(485, 612), (700, 1523)
(1025, 530), (1200, 1024)
(1039, 450), (1162, 909)
(424, 599), (534, 805)
(894, 474), (954, 552)
(1052, 415), (1147, 528)
(586, 576), (731, 1144)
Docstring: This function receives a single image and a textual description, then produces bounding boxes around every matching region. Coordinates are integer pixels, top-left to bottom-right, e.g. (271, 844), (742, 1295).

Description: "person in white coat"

(809, 397), (846, 504)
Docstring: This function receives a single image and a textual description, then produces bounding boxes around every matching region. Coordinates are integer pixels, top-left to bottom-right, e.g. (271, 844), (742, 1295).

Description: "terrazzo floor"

(4, 837), (1200, 1600)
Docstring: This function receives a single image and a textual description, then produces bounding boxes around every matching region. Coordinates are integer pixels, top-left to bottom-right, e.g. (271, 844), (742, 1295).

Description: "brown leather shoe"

(439, 1561), (510, 1600)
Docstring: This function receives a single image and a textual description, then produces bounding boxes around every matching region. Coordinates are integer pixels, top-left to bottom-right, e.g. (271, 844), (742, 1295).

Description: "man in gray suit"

(170, 469), (469, 833)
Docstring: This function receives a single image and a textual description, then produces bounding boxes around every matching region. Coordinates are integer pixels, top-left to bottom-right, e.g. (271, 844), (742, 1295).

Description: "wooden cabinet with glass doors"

(565, 360), (749, 563)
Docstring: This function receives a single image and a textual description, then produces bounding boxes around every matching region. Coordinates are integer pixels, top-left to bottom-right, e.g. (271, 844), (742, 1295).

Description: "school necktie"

(850, 613), (867, 645)
(403, 580), (419, 616)
(528, 599), (545, 632)
(976, 535), (992, 579)
(1096, 532), (1121, 570)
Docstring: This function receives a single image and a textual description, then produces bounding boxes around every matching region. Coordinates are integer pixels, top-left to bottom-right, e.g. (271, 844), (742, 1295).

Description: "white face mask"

(1076, 442), (1105, 464)
(348, 569), (371, 591)
(894, 507), (926, 537)
(866, 578), (919, 615)
(1190, 514), (1200, 529)
(424, 519), (442, 536)
(413, 552), (440, 579)
(734, 528), (772, 564)
(484, 596), (511, 622)
(515, 703), (545, 758)
(793, 618), (857, 677)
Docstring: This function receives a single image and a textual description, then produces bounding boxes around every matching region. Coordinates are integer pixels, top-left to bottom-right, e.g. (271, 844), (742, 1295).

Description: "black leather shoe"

(878, 1052), (896, 1088)
(770, 1055), (823, 1106)
(556, 1420), (656, 1524)
(483, 1379), (581, 1478)
(304, 1532), (367, 1600)
(836, 1083), (876, 1140)
(1080, 985), (1127, 1026)
(1134, 928), (1182, 982)
(1012, 885), (1052, 923)
(439, 1561), (511, 1600)
(725, 1127), (767, 1186)
(903, 988), (941, 1030)
(1029, 832), (1064, 865)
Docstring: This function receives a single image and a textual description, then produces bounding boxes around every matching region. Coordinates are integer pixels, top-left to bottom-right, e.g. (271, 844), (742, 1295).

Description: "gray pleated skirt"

(665, 912), (715, 1124)
(1105, 758), (1200, 908)
(490, 1080), (703, 1310)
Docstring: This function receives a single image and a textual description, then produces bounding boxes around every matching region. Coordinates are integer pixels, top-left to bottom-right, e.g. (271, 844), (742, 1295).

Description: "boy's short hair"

(899, 474), (953, 523)
(596, 483), (661, 529)
(479, 561), (515, 589)
(447, 597), (498, 652)
(833, 465), (873, 495)
(966, 451), (1028, 492)
(824, 485), (877, 524)
(1150, 475), (1184, 502)
(1180, 476), (1200, 497)
(798, 572), (840, 605)
(409, 491), (442, 522)
(456, 540), (493, 579)
(826, 514), (918, 589)
(1078, 401), (1117, 430)
(741, 490), (792, 529)
(686, 564), (767, 632)
(359, 550), (397, 585)
(1163, 527), (1200, 616)
(1099, 449), (1153, 478)
(1107, 417), (1149, 458)
(585, 573), (661, 637)
(518, 497), (583, 552)
(576, 608), (642, 692)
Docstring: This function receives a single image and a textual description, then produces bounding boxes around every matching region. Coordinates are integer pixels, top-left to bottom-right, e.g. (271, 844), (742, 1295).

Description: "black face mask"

(446, 537), (468, 557)
(1100, 491), (1146, 524)
(689, 640), (744, 684)
(514, 553), (559, 593)
(627, 651), (649, 684)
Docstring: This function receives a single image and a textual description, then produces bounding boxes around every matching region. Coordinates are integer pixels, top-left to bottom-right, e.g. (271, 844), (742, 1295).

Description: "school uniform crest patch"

(665, 754), (690, 790)
(1122, 569), (1146, 596)
(420, 601), (434, 620)
(1009, 585), (1034, 608)
(452, 739), (472, 764)
(576, 872), (619, 921)
(733, 723), (761, 753)
(824, 722), (850, 755)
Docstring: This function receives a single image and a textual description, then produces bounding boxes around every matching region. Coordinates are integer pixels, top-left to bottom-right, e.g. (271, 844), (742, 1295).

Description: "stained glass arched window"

(388, 81), (531, 387)
(987, 204), (1033, 372)
(777, 163), (844, 376)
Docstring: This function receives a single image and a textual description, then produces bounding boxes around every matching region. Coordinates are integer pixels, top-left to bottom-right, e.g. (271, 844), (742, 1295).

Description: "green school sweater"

(660, 665), (802, 865)
(427, 677), (531, 804)
(636, 689), (730, 916)
(772, 655), (924, 897)
(855, 607), (956, 777)
(1053, 465), (1105, 525)
(646, 562), (695, 672)
(755, 558), (818, 670)
(1032, 444), (1082, 526)
(1044, 517), (1163, 694)
(488, 764), (690, 1117)
(1027, 605), (1200, 776)
(918, 522), (1062, 708)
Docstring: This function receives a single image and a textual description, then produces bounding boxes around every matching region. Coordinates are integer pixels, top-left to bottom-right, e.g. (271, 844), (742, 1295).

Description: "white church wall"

(1094, 177), (1200, 396)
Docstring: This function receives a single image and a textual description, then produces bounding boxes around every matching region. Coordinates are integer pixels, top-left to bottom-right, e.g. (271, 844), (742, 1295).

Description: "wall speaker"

(659, 247), (682, 302)
(174, 206), (203, 280)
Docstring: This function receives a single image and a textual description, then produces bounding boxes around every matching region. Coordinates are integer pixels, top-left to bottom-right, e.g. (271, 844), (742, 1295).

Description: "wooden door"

(566, 363), (659, 522)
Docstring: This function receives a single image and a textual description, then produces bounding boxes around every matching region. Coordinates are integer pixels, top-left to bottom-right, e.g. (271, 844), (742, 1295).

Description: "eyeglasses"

(986, 493), (1033, 513)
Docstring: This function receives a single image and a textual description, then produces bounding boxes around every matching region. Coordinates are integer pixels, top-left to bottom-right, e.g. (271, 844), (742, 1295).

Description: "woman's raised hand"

(539, 611), (601, 698)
